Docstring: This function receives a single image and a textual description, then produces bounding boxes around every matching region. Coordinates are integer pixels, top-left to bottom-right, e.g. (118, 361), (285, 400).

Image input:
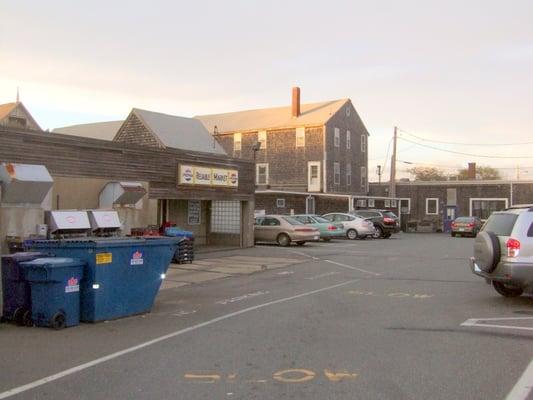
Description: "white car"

(322, 212), (376, 240)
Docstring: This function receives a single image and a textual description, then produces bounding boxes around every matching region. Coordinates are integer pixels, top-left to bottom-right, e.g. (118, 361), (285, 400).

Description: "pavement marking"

(348, 290), (434, 299)
(461, 317), (533, 332)
(277, 271), (295, 276)
(183, 373), (221, 383)
(505, 359), (533, 400)
(272, 369), (316, 383)
(172, 310), (197, 317)
(324, 259), (381, 276)
(215, 290), (270, 305)
(305, 271), (341, 280)
(324, 369), (358, 382)
(0, 279), (359, 400)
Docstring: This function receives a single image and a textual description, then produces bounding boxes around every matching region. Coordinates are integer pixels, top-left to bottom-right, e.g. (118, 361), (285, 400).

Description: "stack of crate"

(173, 238), (194, 264)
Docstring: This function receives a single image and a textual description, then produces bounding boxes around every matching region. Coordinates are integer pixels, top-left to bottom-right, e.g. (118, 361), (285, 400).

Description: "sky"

(1, 0), (533, 181)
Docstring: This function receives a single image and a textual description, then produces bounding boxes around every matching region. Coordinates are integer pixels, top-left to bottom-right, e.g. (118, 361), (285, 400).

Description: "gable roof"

(53, 120), (124, 140)
(195, 98), (350, 134)
(0, 102), (41, 130)
(128, 108), (227, 154)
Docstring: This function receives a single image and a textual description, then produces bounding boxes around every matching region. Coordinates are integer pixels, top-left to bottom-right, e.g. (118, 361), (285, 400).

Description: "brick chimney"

(292, 87), (301, 117)
(467, 162), (476, 180)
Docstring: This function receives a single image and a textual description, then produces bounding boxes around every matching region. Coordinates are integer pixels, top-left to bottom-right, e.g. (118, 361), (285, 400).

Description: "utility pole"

(377, 165), (382, 185)
(389, 126), (398, 198)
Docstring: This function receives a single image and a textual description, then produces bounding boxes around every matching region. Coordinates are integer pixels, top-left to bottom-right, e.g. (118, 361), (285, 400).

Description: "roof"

(53, 120), (124, 140)
(0, 102), (41, 130)
(195, 98), (350, 134)
(0, 103), (17, 120)
(132, 108), (227, 154)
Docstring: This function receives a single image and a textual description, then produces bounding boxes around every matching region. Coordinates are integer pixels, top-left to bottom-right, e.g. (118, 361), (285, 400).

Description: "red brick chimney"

(292, 87), (301, 117)
(467, 162), (476, 180)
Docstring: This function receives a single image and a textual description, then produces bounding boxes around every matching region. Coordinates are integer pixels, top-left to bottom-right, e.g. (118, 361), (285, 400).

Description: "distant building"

(0, 102), (41, 131)
(53, 120), (123, 141)
(196, 87), (370, 214)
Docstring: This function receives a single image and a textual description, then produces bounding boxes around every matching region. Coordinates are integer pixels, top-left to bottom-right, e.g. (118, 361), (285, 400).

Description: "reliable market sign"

(179, 165), (238, 187)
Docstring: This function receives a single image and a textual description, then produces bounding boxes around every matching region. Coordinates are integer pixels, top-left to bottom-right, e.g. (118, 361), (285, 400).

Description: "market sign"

(179, 165), (238, 187)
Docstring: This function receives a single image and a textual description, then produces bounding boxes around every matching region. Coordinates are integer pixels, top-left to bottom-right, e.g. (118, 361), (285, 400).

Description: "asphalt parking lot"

(0, 233), (532, 400)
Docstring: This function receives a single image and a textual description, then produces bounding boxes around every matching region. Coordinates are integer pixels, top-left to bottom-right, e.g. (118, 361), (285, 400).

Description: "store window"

(210, 200), (241, 234)
(256, 163), (269, 185)
(470, 198), (508, 220)
(426, 198), (439, 215)
(296, 127), (305, 147)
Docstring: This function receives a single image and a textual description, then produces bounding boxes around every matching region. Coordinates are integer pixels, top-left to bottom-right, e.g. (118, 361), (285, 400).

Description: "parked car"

(293, 214), (345, 241)
(352, 209), (400, 238)
(254, 215), (320, 246)
(469, 205), (533, 297)
(321, 213), (376, 240)
(451, 216), (483, 237)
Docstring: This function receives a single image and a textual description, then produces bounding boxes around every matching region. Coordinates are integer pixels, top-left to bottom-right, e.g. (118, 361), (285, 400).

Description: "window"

(483, 214), (517, 236)
(356, 199), (367, 207)
(296, 127), (305, 147)
(346, 131), (351, 149)
(346, 107), (351, 117)
(361, 167), (367, 190)
(346, 163), (352, 186)
(234, 133), (241, 151)
(368, 199), (375, 208)
(470, 198), (508, 220)
(210, 200), (241, 234)
(334, 128), (340, 147)
(400, 198), (411, 214)
(391, 199), (397, 207)
(426, 198), (439, 215)
(334, 162), (340, 184)
(384, 199), (391, 208)
(256, 163), (269, 185)
(262, 217), (280, 226)
(258, 130), (267, 149)
(361, 134), (366, 152)
(276, 198), (286, 208)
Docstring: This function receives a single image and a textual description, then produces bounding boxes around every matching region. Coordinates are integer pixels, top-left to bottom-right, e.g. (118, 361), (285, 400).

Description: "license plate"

(459, 228), (465, 231)
(314, 236), (319, 240)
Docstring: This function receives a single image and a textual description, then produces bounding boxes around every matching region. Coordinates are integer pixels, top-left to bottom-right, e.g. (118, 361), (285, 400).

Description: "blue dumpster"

(26, 237), (179, 322)
(1, 252), (45, 326)
(20, 257), (85, 329)
(164, 227), (194, 239)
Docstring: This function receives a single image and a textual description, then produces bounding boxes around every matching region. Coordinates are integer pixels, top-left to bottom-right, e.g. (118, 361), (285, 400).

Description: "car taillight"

(327, 225), (337, 231)
(383, 217), (394, 224)
(451, 222), (457, 227)
(506, 238), (520, 257)
(467, 223), (475, 227)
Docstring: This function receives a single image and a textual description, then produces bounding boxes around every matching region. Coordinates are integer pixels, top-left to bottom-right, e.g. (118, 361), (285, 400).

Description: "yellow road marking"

(272, 369), (316, 383)
(184, 373), (221, 383)
(324, 369), (358, 382)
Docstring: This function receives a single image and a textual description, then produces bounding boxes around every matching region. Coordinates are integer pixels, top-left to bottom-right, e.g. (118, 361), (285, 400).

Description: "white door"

(308, 162), (321, 192)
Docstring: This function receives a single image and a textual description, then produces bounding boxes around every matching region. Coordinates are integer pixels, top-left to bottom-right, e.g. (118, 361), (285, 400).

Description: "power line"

(398, 137), (533, 159)
(398, 128), (533, 146)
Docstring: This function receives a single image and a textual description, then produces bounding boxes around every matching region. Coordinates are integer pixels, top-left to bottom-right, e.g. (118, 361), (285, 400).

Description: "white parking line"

(324, 260), (381, 276)
(506, 359), (533, 400)
(461, 317), (533, 332)
(0, 279), (359, 400)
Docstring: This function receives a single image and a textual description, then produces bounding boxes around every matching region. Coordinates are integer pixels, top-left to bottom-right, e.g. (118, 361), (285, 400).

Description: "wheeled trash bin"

(20, 257), (85, 329)
(26, 237), (180, 322)
(1, 252), (45, 326)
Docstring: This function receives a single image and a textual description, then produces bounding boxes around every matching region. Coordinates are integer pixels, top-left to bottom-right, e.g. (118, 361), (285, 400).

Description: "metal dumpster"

(1, 252), (45, 325)
(26, 237), (179, 322)
(21, 257), (85, 329)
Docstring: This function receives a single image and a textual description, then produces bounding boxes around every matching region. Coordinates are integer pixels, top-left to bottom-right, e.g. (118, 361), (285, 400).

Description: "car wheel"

(492, 281), (523, 297)
(383, 233), (391, 239)
(296, 241), (306, 246)
(372, 226), (383, 239)
(277, 233), (291, 247)
(346, 229), (358, 240)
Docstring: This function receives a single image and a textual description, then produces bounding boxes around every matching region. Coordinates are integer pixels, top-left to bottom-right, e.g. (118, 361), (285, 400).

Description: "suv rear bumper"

(383, 225), (401, 234)
(470, 257), (533, 287)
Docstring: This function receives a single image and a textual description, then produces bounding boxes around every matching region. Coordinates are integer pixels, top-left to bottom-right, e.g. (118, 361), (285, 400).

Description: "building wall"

(324, 101), (369, 195)
(255, 193), (350, 215)
(217, 126), (324, 191)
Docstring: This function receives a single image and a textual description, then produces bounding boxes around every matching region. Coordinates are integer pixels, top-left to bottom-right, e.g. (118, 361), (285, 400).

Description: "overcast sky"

(1, 0), (533, 180)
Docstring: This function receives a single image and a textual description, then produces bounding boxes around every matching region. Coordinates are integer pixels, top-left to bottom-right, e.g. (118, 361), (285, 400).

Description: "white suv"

(322, 213), (376, 240)
(470, 205), (533, 297)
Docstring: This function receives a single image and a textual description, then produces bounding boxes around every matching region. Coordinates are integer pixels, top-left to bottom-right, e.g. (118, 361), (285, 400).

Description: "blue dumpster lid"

(1, 252), (46, 261)
(20, 257), (86, 269)
(26, 237), (180, 248)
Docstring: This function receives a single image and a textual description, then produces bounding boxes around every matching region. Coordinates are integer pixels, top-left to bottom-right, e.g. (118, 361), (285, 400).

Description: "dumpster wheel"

(22, 310), (33, 327)
(13, 308), (25, 326)
(51, 313), (66, 330)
